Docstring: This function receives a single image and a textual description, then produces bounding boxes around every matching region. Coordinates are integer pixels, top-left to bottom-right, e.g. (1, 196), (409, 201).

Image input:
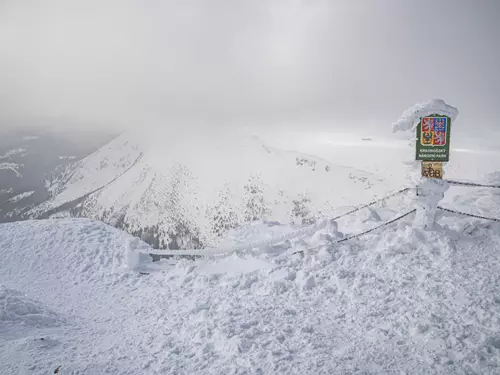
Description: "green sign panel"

(415, 114), (451, 162)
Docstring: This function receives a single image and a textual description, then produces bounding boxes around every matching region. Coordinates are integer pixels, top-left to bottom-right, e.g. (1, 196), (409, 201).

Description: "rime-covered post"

(392, 99), (458, 229)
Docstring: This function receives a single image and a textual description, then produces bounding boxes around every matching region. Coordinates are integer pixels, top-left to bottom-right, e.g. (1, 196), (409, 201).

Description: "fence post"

(413, 179), (449, 229)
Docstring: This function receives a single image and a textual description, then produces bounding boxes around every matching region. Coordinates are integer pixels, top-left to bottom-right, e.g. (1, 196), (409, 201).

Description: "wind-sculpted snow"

(0, 219), (150, 288)
(0, 286), (64, 331)
(1, 213), (499, 374)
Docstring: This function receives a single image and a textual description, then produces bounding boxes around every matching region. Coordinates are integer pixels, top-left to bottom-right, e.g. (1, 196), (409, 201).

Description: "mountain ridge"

(28, 130), (393, 249)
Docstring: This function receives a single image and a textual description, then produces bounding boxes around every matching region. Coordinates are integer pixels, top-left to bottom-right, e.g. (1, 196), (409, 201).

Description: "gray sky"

(1, 0), (499, 135)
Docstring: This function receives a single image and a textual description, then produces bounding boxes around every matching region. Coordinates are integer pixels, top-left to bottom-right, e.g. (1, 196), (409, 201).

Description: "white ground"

(1, 210), (499, 374)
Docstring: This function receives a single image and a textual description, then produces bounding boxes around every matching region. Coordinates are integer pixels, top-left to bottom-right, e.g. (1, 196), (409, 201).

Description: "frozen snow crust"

(1, 217), (500, 374)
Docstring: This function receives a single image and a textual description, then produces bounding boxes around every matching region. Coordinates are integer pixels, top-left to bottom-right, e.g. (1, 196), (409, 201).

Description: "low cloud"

(1, 0), (499, 135)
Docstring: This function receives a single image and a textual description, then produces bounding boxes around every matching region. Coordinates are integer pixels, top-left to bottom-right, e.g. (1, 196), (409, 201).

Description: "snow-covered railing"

(292, 208), (417, 254)
(331, 187), (411, 220)
(141, 187), (413, 259)
(337, 209), (417, 243)
(139, 172), (500, 260)
(438, 207), (500, 223)
(144, 216), (331, 258)
(443, 179), (500, 189)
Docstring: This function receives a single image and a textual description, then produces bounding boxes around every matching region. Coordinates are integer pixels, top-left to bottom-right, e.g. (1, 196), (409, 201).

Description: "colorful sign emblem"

(421, 117), (447, 146)
(416, 114), (451, 162)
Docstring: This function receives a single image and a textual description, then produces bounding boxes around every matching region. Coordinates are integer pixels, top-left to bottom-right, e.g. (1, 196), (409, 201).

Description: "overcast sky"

(1, 0), (499, 135)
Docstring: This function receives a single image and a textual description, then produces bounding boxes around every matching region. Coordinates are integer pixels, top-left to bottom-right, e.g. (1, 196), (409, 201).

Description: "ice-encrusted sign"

(393, 99), (458, 229)
(415, 114), (451, 161)
(392, 99), (457, 157)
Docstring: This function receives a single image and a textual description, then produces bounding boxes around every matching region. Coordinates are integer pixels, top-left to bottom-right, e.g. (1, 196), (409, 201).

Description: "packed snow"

(1, 205), (500, 374)
(0, 286), (65, 334)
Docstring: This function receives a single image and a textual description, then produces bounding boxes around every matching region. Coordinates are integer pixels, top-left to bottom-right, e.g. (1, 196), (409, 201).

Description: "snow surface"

(0, 286), (65, 334)
(1, 212), (500, 374)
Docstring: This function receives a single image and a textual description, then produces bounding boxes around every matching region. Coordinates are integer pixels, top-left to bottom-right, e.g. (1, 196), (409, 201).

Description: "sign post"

(414, 114), (452, 228)
(392, 99), (458, 230)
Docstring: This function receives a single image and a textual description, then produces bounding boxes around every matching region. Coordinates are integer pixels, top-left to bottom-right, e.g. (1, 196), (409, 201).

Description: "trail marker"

(421, 162), (443, 179)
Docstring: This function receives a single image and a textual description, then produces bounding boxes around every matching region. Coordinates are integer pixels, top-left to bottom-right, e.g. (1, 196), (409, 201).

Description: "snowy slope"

(29, 130), (394, 248)
(0, 162), (23, 177)
(5, 190), (34, 204)
(0, 128), (115, 223)
(0, 286), (65, 337)
(1, 212), (500, 374)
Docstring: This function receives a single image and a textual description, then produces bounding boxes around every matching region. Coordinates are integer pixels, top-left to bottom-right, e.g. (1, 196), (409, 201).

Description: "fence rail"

(444, 179), (500, 189)
(438, 206), (500, 223)
(141, 186), (413, 259)
(337, 209), (416, 243)
(143, 178), (500, 260)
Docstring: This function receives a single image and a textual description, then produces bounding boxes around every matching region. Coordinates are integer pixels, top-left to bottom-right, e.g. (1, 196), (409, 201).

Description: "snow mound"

(440, 171), (500, 221)
(0, 219), (152, 289)
(165, 221), (500, 374)
(1, 213), (500, 374)
(0, 286), (63, 329)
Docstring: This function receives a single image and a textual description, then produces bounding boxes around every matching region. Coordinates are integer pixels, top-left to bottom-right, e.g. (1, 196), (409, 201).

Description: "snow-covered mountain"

(0, 128), (115, 222)
(28, 129), (395, 249)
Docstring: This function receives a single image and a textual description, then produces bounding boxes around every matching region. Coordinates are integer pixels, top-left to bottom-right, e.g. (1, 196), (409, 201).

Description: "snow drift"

(0, 286), (64, 330)
(1, 209), (500, 374)
(0, 219), (150, 290)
